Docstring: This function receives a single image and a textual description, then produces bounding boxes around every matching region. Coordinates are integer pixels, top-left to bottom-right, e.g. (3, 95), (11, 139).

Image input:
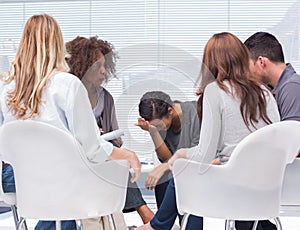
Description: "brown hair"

(6, 14), (67, 119)
(197, 32), (272, 128)
(65, 36), (117, 81)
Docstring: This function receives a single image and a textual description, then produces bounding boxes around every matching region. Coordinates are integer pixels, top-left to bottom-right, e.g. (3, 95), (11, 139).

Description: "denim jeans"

(2, 164), (16, 193)
(34, 221), (77, 230)
(2, 164), (77, 230)
(150, 179), (203, 230)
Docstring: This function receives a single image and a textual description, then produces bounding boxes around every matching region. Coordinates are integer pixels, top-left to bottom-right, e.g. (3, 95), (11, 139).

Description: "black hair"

(244, 32), (284, 63)
(139, 91), (173, 121)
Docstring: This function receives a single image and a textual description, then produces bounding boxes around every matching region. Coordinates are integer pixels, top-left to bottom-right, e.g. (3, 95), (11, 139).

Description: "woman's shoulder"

(102, 87), (115, 103)
(50, 72), (83, 89)
(102, 87), (113, 97)
(205, 81), (219, 91)
(52, 71), (80, 82)
(46, 72), (87, 100)
(204, 81), (222, 95)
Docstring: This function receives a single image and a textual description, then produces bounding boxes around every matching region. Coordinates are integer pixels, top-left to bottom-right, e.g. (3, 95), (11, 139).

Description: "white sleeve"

(66, 79), (113, 164)
(0, 80), (5, 125)
(186, 83), (222, 165)
(0, 107), (3, 125)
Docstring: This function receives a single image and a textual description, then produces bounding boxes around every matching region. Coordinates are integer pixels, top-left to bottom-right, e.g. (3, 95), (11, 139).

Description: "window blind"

(0, 0), (299, 163)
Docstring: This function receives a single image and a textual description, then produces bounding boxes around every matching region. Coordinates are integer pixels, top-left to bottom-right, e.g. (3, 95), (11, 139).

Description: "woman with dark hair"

(136, 91), (201, 209)
(136, 90), (202, 229)
(66, 36), (120, 144)
(65, 36), (154, 226)
(136, 32), (280, 230)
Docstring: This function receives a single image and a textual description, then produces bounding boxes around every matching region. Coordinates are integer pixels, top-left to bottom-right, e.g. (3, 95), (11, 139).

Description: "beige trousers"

(81, 212), (127, 230)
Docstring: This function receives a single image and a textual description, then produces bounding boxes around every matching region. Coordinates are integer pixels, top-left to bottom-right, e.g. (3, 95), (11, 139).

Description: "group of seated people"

(1, 14), (300, 230)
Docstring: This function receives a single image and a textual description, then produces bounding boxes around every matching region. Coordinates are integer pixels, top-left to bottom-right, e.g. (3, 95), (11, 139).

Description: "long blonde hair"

(6, 14), (68, 119)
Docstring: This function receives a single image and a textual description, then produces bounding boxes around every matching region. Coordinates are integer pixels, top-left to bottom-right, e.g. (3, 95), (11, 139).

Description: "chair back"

(173, 121), (300, 220)
(0, 120), (129, 220)
(226, 120), (300, 190)
(281, 158), (300, 206)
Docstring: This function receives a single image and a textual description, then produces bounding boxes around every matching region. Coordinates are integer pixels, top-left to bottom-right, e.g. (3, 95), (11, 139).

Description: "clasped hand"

(145, 162), (171, 190)
(144, 148), (188, 190)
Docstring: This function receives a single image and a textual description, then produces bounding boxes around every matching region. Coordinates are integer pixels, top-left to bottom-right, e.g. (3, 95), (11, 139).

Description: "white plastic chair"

(280, 158), (300, 216)
(0, 120), (130, 230)
(173, 120), (300, 230)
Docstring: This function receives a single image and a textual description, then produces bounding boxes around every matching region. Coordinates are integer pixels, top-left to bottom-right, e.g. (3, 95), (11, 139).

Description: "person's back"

(0, 71), (113, 166)
(1, 72), (80, 130)
(188, 80), (279, 164)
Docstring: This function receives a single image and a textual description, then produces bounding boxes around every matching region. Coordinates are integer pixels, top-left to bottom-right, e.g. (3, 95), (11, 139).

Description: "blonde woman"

(0, 14), (141, 230)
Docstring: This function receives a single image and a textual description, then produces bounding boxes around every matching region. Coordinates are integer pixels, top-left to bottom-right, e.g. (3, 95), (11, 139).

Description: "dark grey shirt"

(273, 64), (300, 121)
(159, 101), (201, 160)
(158, 101), (201, 182)
(159, 126), (180, 156)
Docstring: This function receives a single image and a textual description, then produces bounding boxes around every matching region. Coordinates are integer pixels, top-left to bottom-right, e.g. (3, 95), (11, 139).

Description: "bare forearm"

(149, 129), (172, 162)
(149, 128), (164, 148)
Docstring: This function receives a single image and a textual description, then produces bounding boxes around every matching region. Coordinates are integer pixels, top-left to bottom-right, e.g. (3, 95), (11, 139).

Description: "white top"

(0, 72), (113, 164)
(187, 81), (280, 164)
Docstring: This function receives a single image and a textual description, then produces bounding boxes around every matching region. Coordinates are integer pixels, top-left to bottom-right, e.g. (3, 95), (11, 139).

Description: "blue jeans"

(34, 221), (77, 230)
(150, 179), (203, 230)
(2, 164), (77, 230)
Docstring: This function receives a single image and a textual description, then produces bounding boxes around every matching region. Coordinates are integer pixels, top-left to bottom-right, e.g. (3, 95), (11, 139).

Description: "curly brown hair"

(65, 36), (118, 81)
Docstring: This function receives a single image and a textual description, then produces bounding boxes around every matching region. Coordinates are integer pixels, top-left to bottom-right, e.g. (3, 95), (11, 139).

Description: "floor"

(1, 203), (300, 230)
(124, 199), (300, 229)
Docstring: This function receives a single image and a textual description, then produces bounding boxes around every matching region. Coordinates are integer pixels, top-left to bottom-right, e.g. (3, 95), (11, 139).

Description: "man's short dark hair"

(139, 91), (173, 121)
(244, 32), (285, 63)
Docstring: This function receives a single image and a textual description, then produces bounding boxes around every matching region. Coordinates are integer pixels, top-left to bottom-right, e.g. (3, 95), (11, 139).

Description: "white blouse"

(0, 72), (113, 164)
